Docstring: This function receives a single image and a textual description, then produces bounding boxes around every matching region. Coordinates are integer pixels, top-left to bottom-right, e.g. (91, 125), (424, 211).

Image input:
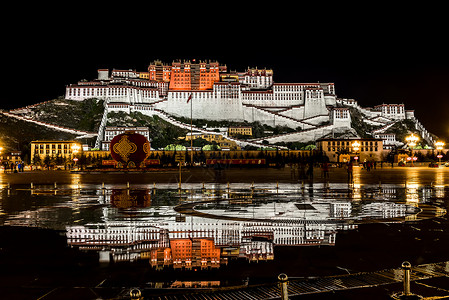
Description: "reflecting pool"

(0, 168), (448, 299)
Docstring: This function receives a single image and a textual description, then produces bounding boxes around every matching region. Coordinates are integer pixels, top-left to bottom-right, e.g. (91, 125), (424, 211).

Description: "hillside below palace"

(64, 59), (434, 148)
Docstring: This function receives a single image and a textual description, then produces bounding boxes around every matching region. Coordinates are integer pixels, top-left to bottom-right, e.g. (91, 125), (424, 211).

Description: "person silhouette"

(346, 161), (353, 182)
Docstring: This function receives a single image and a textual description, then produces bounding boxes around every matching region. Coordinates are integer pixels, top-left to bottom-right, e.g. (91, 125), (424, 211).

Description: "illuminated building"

(61, 192), (419, 267)
(228, 126), (253, 137)
(168, 60), (221, 91)
(373, 104), (406, 120)
(373, 133), (399, 149)
(0, 151), (22, 164)
(65, 60), (335, 124)
(316, 138), (384, 163)
(148, 60), (172, 82)
(170, 238), (221, 269)
(64, 59), (435, 147)
(181, 132), (240, 150)
(30, 140), (82, 162)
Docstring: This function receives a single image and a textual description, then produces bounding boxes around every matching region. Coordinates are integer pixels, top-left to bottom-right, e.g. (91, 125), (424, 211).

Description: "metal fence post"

(130, 288), (142, 300)
(278, 273), (289, 300)
(402, 261), (411, 296)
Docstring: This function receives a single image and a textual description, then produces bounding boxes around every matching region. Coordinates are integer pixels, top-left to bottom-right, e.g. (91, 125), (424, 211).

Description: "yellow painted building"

(0, 151), (22, 164)
(138, 72), (149, 79)
(316, 138), (384, 163)
(228, 126), (252, 137)
(181, 133), (240, 150)
(30, 141), (82, 162)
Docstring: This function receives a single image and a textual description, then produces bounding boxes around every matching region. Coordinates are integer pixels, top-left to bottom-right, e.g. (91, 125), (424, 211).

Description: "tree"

(192, 138), (209, 148)
(43, 155), (51, 169)
(304, 144), (317, 150)
(78, 153), (87, 169)
(32, 154), (42, 166)
(55, 153), (64, 165)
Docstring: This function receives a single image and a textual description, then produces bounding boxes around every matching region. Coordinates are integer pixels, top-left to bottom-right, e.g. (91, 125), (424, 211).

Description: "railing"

(143, 261), (449, 299)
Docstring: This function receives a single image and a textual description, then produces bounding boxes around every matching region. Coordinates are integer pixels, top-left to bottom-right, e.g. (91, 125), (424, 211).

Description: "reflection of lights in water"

(69, 173), (83, 223)
(352, 184), (361, 200)
(1, 181), (443, 269)
(435, 186), (445, 199)
(405, 169), (420, 186)
(435, 169), (444, 186)
(70, 173), (81, 190)
(422, 187), (432, 202)
(353, 166), (361, 184)
(64, 190), (419, 266)
(359, 202), (409, 219)
(405, 183), (419, 205)
(434, 169), (445, 198)
(350, 166), (362, 200)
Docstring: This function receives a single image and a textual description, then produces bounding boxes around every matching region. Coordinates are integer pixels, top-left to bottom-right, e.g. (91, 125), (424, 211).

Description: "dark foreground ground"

(0, 166), (448, 299)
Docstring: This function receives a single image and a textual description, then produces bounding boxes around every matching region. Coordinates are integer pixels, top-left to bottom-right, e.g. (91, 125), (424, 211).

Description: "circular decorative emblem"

(110, 131), (151, 168)
(110, 189), (151, 208)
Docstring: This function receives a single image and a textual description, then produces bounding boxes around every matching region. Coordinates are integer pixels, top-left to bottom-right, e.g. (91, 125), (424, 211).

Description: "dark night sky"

(3, 4), (448, 142)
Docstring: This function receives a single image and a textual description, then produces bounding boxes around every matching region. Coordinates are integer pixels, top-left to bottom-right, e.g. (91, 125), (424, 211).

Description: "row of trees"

(150, 149), (323, 166)
(31, 153), (110, 169)
(24, 143), (449, 170)
(30, 150), (323, 169)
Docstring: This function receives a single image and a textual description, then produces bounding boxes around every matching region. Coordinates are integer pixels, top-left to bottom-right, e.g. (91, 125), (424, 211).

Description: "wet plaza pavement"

(0, 165), (448, 299)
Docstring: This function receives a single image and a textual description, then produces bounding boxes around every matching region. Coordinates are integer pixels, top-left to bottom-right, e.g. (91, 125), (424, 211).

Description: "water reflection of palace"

(66, 220), (352, 268)
(0, 182), (423, 269)
(62, 186), (422, 268)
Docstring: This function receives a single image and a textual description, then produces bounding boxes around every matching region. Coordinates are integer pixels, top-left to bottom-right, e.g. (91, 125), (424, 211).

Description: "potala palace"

(64, 59), (435, 149)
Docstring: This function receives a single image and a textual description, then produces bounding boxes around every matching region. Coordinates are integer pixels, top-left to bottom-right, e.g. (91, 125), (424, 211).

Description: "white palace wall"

(62, 66), (438, 148)
(255, 125), (335, 144)
(303, 89), (328, 119)
(242, 106), (316, 129)
(66, 79), (340, 128)
(66, 84), (160, 104)
(277, 107), (305, 120)
(164, 91), (244, 121)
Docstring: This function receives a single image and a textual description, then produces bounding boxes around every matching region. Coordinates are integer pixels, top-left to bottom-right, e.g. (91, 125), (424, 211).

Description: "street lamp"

(405, 134), (419, 167)
(352, 141), (361, 163)
(435, 141), (445, 166)
(71, 144), (81, 170)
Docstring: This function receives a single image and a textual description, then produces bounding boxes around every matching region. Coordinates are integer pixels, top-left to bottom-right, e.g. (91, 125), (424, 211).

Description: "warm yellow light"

(352, 141), (361, 152)
(435, 141), (445, 150)
(71, 144), (81, 154)
(405, 134), (419, 148)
